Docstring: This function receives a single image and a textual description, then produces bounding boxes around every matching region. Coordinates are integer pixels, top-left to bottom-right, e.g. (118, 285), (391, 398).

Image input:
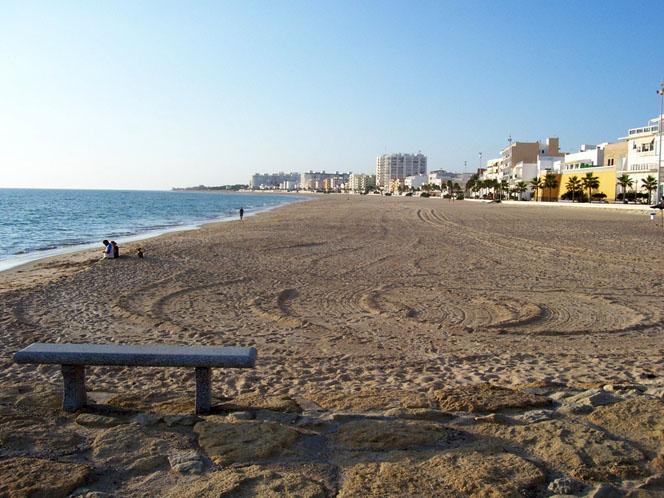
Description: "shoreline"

(0, 194), (310, 275)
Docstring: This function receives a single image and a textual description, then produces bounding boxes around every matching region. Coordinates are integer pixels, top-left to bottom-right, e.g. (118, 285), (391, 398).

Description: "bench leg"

(61, 365), (86, 412)
(195, 367), (212, 415)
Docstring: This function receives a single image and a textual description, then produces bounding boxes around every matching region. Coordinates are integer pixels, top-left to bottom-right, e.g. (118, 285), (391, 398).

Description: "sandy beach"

(1, 196), (664, 497)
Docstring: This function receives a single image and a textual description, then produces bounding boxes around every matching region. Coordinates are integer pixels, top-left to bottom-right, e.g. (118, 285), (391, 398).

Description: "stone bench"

(13, 343), (257, 414)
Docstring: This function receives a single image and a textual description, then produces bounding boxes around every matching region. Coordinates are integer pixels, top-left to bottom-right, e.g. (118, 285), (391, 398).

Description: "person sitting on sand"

(102, 239), (113, 259)
(137, 247), (144, 258)
(111, 241), (119, 259)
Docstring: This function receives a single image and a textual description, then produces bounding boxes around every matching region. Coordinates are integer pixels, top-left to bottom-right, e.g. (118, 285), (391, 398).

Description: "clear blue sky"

(2, 1), (664, 189)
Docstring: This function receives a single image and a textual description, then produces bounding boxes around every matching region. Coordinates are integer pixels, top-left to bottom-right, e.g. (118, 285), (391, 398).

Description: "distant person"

(239, 207), (244, 221)
(102, 239), (113, 259)
(137, 247), (144, 258)
(111, 241), (119, 259)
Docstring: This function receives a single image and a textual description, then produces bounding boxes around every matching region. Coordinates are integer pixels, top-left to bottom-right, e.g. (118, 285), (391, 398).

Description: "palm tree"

(616, 174), (633, 203)
(499, 180), (509, 200)
(642, 175), (658, 204)
(471, 180), (482, 197)
(582, 172), (600, 203)
(543, 173), (559, 202)
(565, 175), (582, 203)
(515, 181), (528, 201)
(529, 177), (543, 202)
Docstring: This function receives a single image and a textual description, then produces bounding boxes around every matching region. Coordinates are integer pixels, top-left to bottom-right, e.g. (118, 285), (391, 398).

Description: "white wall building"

(405, 174), (428, 189)
(376, 153), (427, 187)
(536, 156), (563, 175)
(622, 116), (663, 198)
(561, 144), (606, 172)
(250, 172), (300, 189)
(279, 181), (299, 191)
(300, 171), (350, 190)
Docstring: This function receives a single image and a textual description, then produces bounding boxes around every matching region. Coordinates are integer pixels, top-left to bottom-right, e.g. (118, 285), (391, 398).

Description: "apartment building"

(622, 116), (663, 193)
(249, 172), (300, 189)
(604, 141), (628, 170)
(300, 171), (350, 190)
(404, 174), (428, 189)
(375, 153), (427, 187)
(500, 137), (563, 180)
(561, 144), (606, 172)
(348, 173), (376, 192)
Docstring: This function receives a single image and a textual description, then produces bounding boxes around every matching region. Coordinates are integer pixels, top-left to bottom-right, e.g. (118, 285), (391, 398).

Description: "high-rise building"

(300, 171), (350, 190)
(348, 173), (376, 192)
(249, 172), (300, 189)
(375, 153), (427, 187)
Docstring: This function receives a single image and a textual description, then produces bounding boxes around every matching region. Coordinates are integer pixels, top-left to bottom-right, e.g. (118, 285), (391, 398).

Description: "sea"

(0, 189), (307, 272)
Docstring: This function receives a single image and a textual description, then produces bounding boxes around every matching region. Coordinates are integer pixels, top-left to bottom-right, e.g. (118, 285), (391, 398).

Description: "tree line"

(466, 172), (658, 203)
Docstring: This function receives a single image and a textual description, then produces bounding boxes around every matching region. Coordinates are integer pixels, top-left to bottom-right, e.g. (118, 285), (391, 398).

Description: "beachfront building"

(300, 171), (350, 191)
(478, 137), (563, 198)
(560, 144), (606, 172)
(404, 173), (428, 189)
(279, 180), (299, 191)
(548, 165), (617, 202)
(376, 153), (427, 188)
(510, 161), (538, 199)
(388, 178), (402, 194)
(536, 156), (563, 175)
(250, 172), (301, 189)
(622, 116), (664, 202)
(500, 137), (563, 179)
(604, 141), (628, 170)
(483, 159), (501, 181)
(348, 173), (376, 192)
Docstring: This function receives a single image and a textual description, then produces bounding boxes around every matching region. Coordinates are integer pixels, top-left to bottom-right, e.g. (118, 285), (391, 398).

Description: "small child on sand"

(137, 247), (144, 258)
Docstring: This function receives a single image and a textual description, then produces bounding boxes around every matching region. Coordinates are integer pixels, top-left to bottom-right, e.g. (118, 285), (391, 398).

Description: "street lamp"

(478, 152), (483, 197)
(657, 83), (664, 203)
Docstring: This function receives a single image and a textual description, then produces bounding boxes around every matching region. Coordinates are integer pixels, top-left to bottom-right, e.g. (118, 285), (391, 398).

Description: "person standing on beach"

(239, 207), (244, 221)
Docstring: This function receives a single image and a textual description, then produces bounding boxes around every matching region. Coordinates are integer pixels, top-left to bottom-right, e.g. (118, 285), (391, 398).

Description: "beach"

(1, 195), (664, 497)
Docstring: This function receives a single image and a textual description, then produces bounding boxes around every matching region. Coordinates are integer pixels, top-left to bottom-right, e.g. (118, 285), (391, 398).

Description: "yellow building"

(388, 178), (402, 194)
(545, 166), (617, 202)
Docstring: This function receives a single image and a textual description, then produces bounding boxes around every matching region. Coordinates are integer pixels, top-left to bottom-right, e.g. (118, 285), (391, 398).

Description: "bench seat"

(14, 342), (257, 414)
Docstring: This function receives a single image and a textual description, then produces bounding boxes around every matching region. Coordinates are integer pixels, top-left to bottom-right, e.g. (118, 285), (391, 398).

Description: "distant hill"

(172, 184), (248, 192)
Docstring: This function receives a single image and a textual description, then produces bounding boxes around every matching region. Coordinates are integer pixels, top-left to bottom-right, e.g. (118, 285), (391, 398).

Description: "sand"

(1, 195), (664, 497)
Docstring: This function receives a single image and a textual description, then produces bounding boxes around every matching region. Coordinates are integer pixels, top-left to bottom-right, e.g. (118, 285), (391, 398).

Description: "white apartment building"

(279, 181), (299, 191)
(250, 172), (300, 189)
(536, 156), (563, 175)
(376, 153), (427, 187)
(483, 159), (501, 181)
(561, 144), (606, 172)
(622, 116), (663, 195)
(300, 171), (350, 190)
(404, 174), (428, 189)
